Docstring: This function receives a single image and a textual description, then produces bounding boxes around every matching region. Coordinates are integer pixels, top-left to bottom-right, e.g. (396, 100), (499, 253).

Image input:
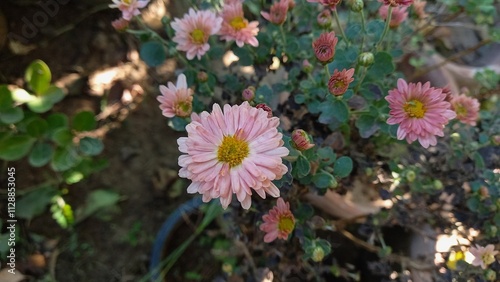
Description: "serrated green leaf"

(140, 41), (166, 67)
(0, 134), (35, 161)
(79, 137), (104, 156)
(334, 156), (353, 178)
(26, 117), (48, 137)
(0, 107), (24, 124)
(72, 111), (96, 132)
(295, 155), (311, 178)
(29, 142), (53, 167)
(355, 114), (380, 138)
(25, 60), (52, 95)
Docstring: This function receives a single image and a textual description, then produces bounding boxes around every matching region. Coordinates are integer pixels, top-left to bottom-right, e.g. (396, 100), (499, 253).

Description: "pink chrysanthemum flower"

(261, 0), (289, 25)
(219, 1), (259, 47)
(109, 0), (149, 21)
(157, 74), (193, 118)
(171, 9), (222, 60)
(328, 68), (355, 96)
(469, 244), (498, 269)
(379, 5), (408, 28)
(178, 102), (289, 209)
(313, 31), (338, 64)
(307, 0), (342, 10)
(381, 0), (413, 6)
(385, 79), (456, 148)
(450, 94), (480, 126)
(260, 198), (295, 243)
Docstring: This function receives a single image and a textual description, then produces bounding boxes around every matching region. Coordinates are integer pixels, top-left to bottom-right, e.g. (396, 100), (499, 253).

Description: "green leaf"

(0, 107), (24, 124)
(79, 137), (104, 156)
(168, 116), (189, 131)
(366, 20), (385, 42)
(40, 85), (65, 104)
(140, 41), (166, 67)
(25, 60), (52, 95)
(16, 186), (58, 220)
(319, 99), (349, 124)
(355, 114), (380, 138)
(51, 128), (73, 146)
(233, 46), (254, 66)
(50, 146), (81, 171)
(76, 190), (120, 222)
(334, 156), (353, 178)
(295, 155), (311, 178)
(26, 117), (48, 138)
(27, 96), (54, 113)
(313, 171), (336, 189)
(0, 85), (14, 110)
(346, 23), (361, 41)
(0, 134), (35, 161)
(294, 94), (306, 104)
(367, 52), (394, 77)
(29, 142), (53, 167)
(72, 111), (96, 132)
(47, 113), (68, 132)
(11, 87), (35, 104)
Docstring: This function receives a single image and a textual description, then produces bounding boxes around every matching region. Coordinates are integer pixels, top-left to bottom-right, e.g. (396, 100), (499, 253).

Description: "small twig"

(408, 38), (492, 81)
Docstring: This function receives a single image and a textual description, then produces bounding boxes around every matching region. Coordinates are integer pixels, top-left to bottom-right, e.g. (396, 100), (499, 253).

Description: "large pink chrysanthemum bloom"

(109, 0), (149, 21)
(469, 244), (498, 269)
(379, 5), (408, 28)
(312, 31), (338, 64)
(157, 74), (194, 118)
(450, 94), (480, 126)
(307, 0), (341, 10)
(171, 9), (222, 60)
(261, 0), (289, 25)
(219, 1), (259, 47)
(260, 198), (295, 243)
(328, 68), (355, 96)
(381, 0), (413, 6)
(386, 79), (456, 148)
(178, 102), (289, 209)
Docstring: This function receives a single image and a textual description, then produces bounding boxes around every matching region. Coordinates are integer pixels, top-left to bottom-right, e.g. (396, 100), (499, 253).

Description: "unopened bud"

(492, 135), (500, 145)
(242, 86), (255, 101)
(433, 180), (443, 189)
(292, 129), (315, 151)
(358, 52), (374, 67)
(288, 0), (296, 9)
(347, 0), (364, 12)
(256, 103), (273, 118)
(197, 71), (208, 82)
(302, 59), (313, 73)
(450, 132), (461, 142)
(485, 269), (496, 281)
(406, 170), (416, 182)
(317, 10), (332, 28)
(479, 186), (490, 199)
(111, 18), (129, 32)
(312, 247), (325, 262)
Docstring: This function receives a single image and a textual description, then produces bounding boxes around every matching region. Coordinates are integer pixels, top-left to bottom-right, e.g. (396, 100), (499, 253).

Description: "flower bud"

(358, 52), (374, 67)
(492, 135), (500, 145)
(242, 86), (255, 101)
(111, 18), (129, 32)
(347, 0), (364, 12)
(433, 179), (443, 189)
(256, 103), (273, 118)
(450, 132), (461, 142)
(292, 129), (315, 151)
(406, 170), (416, 182)
(317, 10), (332, 28)
(302, 59), (313, 73)
(312, 247), (325, 262)
(197, 71), (208, 82)
(485, 269), (496, 281)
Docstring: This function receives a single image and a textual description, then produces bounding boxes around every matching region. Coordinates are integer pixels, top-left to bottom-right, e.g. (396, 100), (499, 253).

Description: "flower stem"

(333, 9), (350, 47)
(375, 5), (392, 51)
(359, 9), (367, 52)
(280, 24), (287, 56)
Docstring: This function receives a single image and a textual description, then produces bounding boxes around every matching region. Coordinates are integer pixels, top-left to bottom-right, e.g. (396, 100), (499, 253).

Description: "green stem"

(333, 9), (349, 47)
(375, 5), (393, 51)
(353, 66), (367, 94)
(359, 9), (367, 52)
(280, 24), (287, 56)
(135, 16), (170, 47)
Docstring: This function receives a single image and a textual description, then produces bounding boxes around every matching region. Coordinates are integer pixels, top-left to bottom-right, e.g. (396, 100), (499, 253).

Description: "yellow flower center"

(278, 215), (295, 233)
(217, 134), (249, 167)
(454, 104), (467, 117)
(191, 29), (206, 44)
(230, 16), (247, 31)
(482, 253), (496, 266)
(403, 99), (426, 118)
(334, 80), (345, 89)
(175, 101), (192, 117)
(123, 0), (131, 4)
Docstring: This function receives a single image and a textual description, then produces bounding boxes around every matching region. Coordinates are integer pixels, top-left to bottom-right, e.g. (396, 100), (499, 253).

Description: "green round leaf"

(312, 171), (336, 189)
(47, 113), (69, 132)
(355, 114), (380, 138)
(140, 41), (166, 67)
(72, 111), (96, 132)
(51, 128), (73, 146)
(334, 156), (353, 178)
(29, 142), (53, 167)
(295, 155), (311, 178)
(51, 147), (82, 171)
(79, 137), (104, 156)
(0, 85), (14, 110)
(41, 86), (65, 104)
(0, 107), (24, 124)
(27, 96), (54, 113)
(25, 60), (52, 95)
(16, 186), (58, 220)
(168, 116), (188, 132)
(11, 87), (35, 104)
(26, 117), (48, 138)
(0, 134), (35, 161)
